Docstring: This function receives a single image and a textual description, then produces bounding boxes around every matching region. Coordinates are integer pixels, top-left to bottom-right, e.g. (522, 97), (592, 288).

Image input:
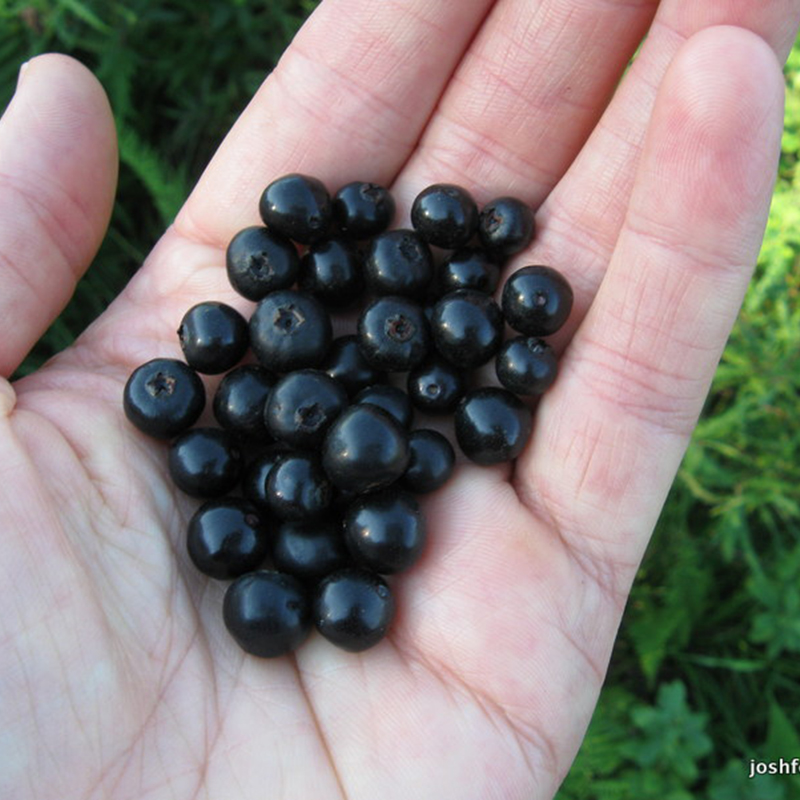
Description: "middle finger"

(392, 0), (657, 211)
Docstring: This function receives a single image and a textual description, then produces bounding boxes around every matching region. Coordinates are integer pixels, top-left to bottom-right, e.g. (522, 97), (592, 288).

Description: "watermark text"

(748, 758), (800, 778)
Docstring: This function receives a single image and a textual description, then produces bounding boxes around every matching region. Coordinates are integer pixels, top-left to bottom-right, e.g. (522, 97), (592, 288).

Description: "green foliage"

(764, 700), (800, 779)
(748, 545), (800, 659)
(558, 682), (712, 800)
(116, 124), (189, 225)
(624, 500), (712, 685)
(779, 45), (800, 180)
(555, 687), (635, 799)
(625, 681), (712, 782)
(707, 760), (786, 800)
(704, 703), (800, 799)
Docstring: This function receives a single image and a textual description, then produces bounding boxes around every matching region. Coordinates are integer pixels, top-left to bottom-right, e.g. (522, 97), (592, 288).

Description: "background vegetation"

(1, 2), (798, 797)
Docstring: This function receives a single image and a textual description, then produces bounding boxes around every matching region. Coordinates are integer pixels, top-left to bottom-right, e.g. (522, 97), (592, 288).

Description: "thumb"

(0, 54), (118, 378)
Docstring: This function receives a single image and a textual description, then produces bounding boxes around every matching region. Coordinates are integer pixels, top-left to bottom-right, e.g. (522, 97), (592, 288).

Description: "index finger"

(176, 0), (496, 246)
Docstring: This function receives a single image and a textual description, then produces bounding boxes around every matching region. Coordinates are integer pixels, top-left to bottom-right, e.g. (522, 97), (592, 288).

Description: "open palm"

(1, 2), (796, 798)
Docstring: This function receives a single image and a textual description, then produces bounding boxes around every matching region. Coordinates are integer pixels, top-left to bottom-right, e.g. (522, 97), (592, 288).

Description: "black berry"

(454, 387), (533, 465)
(363, 229), (433, 298)
(265, 369), (348, 449)
(249, 289), (332, 372)
(213, 364), (276, 441)
(168, 427), (243, 498)
(298, 238), (364, 308)
(272, 518), (350, 583)
(501, 265), (573, 337)
(358, 295), (430, 371)
(400, 429), (456, 493)
(322, 335), (384, 397)
(411, 183), (479, 249)
(223, 570), (311, 657)
(343, 489), (426, 574)
(354, 384), (413, 429)
(333, 181), (395, 239)
(322, 404), (410, 494)
(437, 247), (500, 296)
(177, 302), (249, 375)
(241, 444), (290, 511)
(406, 356), (464, 413)
(267, 451), (333, 520)
(123, 358), (205, 440)
(495, 336), (558, 395)
(313, 568), (395, 652)
(478, 196), (535, 257)
(431, 289), (504, 368)
(259, 173), (332, 244)
(226, 226), (300, 301)
(187, 498), (269, 579)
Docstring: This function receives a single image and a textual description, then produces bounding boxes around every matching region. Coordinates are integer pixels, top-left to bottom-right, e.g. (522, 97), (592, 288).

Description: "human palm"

(1, 2), (796, 799)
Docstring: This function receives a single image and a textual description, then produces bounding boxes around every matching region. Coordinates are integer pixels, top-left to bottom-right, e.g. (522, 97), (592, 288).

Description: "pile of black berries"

(123, 174), (573, 657)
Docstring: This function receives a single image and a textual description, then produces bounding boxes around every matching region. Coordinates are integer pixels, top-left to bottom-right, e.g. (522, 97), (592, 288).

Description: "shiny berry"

(406, 356), (464, 413)
(313, 568), (395, 652)
(437, 247), (500, 295)
(343, 489), (426, 574)
(187, 498), (268, 579)
(322, 404), (410, 494)
(431, 289), (503, 368)
(223, 570), (311, 657)
(168, 427), (243, 498)
(259, 173), (332, 244)
(478, 196), (535, 257)
(354, 384), (413, 429)
(358, 296), (430, 371)
(363, 229), (433, 298)
(322, 335), (383, 397)
(177, 302), (248, 375)
(400, 429), (456, 493)
(298, 238), (364, 308)
(333, 181), (395, 239)
(501, 265), (573, 336)
(123, 358), (205, 440)
(213, 364), (276, 441)
(495, 336), (558, 395)
(265, 369), (348, 449)
(249, 290), (332, 372)
(225, 226), (300, 301)
(454, 387), (533, 465)
(411, 183), (478, 249)
(241, 444), (290, 511)
(267, 452), (333, 520)
(272, 518), (350, 583)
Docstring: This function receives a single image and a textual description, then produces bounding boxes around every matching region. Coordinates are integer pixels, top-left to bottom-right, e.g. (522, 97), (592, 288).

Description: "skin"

(0, 2), (797, 798)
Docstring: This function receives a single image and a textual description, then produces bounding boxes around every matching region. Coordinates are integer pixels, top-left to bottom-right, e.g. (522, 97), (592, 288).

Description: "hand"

(0, 3), (796, 798)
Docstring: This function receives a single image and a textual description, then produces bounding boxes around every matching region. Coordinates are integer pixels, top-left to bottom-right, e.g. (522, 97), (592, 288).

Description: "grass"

(1, 3), (799, 797)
